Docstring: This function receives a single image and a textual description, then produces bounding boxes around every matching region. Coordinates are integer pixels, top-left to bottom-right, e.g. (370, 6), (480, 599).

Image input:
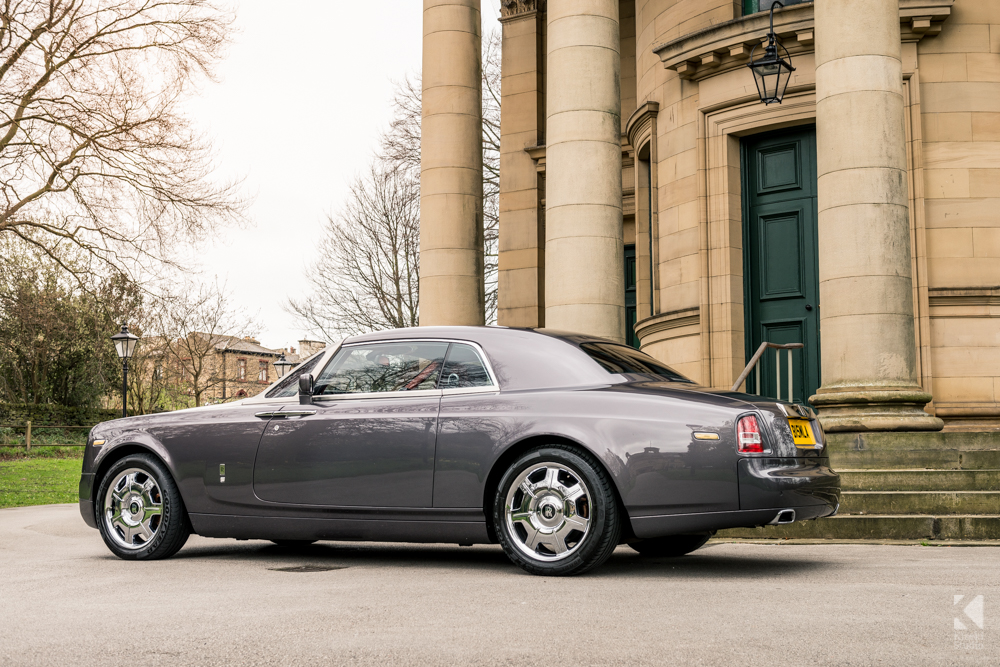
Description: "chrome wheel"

(103, 468), (163, 550)
(504, 463), (591, 562)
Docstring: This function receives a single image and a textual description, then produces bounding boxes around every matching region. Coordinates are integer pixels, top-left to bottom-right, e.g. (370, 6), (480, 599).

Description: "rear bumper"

(630, 503), (836, 539)
(79, 473), (97, 529)
(629, 458), (840, 539)
(738, 457), (841, 510)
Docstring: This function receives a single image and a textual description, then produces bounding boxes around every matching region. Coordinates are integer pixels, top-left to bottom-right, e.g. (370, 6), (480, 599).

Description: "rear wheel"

(629, 533), (712, 558)
(493, 445), (621, 576)
(96, 453), (190, 560)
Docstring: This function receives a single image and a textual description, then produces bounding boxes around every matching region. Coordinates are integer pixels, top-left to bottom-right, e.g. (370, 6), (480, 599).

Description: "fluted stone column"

(811, 0), (942, 431)
(420, 0), (486, 326)
(545, 0), (625, 342)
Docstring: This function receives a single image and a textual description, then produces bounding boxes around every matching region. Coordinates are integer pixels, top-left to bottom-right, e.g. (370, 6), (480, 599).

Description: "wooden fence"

(0, 422), (92, 452)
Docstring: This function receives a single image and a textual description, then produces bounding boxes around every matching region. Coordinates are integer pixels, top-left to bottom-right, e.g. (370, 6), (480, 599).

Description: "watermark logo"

(953, 595), (984, 652)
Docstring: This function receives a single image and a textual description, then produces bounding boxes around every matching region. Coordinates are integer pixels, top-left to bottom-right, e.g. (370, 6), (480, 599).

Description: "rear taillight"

(737, 415), (764, 453)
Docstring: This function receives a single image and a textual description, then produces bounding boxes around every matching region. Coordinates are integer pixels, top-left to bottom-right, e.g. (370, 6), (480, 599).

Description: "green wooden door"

(742, 126), (820, 404)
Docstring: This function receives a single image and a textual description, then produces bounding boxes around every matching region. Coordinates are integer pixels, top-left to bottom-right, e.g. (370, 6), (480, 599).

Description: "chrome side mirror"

(298, 373), (315, 405)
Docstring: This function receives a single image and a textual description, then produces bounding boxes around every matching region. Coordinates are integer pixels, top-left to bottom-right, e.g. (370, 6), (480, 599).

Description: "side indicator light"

(92, 440), (106, 447)
(737, 415), (764, 453)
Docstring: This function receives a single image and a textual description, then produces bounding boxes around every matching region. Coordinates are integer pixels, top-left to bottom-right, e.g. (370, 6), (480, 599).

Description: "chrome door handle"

(255, 411), (316, 419)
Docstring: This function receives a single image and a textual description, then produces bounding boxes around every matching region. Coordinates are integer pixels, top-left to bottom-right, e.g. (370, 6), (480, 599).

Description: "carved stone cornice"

(928, 287), (1000, 310)
(626, 102), (660, 154)
(500, 0), (545, 22)
(634, 308), (701, 342)
(653, 0), (954, 82)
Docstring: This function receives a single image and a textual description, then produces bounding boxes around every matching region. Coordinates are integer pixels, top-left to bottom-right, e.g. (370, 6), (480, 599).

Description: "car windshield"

(264, 353), (325, 398)
(580, 342), (693, 383)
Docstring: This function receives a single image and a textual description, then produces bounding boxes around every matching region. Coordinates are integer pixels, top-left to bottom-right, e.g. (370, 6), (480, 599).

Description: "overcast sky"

(186, 1), (502, 351)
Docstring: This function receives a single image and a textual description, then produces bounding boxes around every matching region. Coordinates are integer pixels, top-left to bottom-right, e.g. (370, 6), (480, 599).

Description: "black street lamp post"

(274, 353), (294, 378)
(748, 1), (796, 105)
(111, 325), (140, 418)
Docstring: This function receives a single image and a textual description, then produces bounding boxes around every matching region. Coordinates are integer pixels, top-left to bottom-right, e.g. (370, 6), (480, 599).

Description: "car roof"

(342, 326), (623, 391)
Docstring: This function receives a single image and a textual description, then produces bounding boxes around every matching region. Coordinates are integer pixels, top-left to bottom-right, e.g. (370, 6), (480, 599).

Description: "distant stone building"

(208, 336), (328, 401)
(141, 335), (327, 405)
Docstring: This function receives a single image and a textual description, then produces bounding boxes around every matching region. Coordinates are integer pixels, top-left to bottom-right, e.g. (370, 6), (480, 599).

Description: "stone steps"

(831, 449), (1000, 470)
(840, 490), (1000, 515)
(720, 431), (1000, 541)
(719, 515), (1000, 540)
(839, 469), (1000, 491)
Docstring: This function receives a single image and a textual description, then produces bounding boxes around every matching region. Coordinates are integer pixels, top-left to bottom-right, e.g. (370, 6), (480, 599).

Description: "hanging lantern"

(748, 1), (796, 105)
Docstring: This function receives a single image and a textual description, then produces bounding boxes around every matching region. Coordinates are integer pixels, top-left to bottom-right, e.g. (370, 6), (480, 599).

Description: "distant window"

(744, 0), (809, 15)
(624, 244), (638, 348)
(439, 344), (493, 389)
(580, 342), (693, 383)
(237, 358), (246, 380)
(314, 342), (449, 395)
(266, 353), (324, 398)
(258, 360), (268, 382)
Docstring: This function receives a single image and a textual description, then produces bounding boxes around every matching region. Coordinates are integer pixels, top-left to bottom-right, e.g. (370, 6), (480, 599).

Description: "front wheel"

(96, 453), (190, 560)
(629, 533), (712, 558)
(493, 446), (621, 576)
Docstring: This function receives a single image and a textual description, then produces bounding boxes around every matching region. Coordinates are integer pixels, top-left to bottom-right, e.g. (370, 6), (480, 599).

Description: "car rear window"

(580, 342), (693, 383)
(439, 343), (493, 389)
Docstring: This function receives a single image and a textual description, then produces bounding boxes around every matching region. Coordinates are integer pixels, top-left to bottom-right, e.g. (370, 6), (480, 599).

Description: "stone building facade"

(421, 0), (1000, 435)
(205, 337), (327, 402)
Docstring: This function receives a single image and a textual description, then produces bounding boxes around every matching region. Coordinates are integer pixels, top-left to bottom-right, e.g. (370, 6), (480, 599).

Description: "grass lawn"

(0, 449), (84, 509)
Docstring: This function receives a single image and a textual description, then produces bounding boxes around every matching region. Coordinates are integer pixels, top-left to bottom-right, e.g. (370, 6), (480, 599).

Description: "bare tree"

(287, 161), (419, 340)
(481, 28), (501, 320)
(290, 30), (501, 338)
(0, 0), (243, 282)
(153, 280), (260, 407)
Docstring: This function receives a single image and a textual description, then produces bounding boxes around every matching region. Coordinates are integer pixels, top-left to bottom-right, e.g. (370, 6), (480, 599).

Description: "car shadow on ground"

(168, 540), (829, 578)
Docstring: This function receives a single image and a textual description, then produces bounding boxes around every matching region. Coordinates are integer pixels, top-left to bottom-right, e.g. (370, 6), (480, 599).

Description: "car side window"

(314, 342), (449, 395)
(439, 343), (493, 389)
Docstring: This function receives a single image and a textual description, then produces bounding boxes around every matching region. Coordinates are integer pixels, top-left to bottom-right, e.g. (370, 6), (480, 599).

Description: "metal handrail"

(731, 341), (804, 401)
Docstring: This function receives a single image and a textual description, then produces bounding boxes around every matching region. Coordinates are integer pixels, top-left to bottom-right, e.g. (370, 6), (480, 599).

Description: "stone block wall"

(919, 1), (1000, 426)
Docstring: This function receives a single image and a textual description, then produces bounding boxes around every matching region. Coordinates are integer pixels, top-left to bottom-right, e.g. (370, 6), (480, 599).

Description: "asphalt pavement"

(0, 504), (997, 666)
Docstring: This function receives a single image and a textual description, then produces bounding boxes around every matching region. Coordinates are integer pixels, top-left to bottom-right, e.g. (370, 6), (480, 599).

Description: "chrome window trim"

(312, 338), (500, 400)
(440, 385), (501, 397)
(314, 389), (443, 403)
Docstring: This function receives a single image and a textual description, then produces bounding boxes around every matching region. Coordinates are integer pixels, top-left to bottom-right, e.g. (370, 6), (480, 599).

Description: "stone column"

(545, 0), (625, 342)
(420, 0), (485, 326)
(811, 0), (942, 431)
(498, 1), (545, 328)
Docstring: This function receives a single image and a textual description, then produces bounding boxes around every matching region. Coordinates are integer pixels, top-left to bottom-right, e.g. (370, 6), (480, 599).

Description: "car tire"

(270, 540), (317, 548)
(493, 445), (621, 576)
(629, 533), (712, 557)
(96, 453), (190, 560)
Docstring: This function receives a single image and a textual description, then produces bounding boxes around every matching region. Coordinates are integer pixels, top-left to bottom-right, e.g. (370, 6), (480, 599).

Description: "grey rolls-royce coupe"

(79, 326), (840, 576)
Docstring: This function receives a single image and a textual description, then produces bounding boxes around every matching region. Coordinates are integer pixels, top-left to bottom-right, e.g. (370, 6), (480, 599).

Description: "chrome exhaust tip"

(769, 509), (796, 525)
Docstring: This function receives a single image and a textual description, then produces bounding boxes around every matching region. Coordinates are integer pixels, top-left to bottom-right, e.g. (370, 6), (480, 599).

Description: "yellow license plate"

(788, 419), (817, 447)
